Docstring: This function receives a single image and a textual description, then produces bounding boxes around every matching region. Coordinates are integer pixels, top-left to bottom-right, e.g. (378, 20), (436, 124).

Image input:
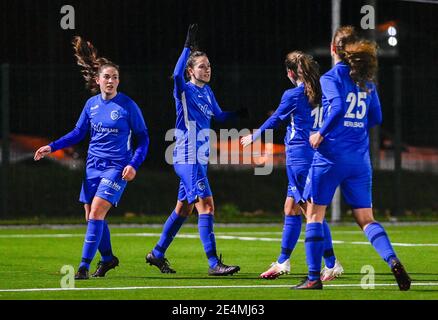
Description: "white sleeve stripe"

(181, 91), (189, 130)
(127, 130), (132, 151)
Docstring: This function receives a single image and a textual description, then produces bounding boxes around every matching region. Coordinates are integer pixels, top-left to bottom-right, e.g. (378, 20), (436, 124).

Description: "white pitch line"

(1, 233), (438, 247)
(0, 282), (437, 293)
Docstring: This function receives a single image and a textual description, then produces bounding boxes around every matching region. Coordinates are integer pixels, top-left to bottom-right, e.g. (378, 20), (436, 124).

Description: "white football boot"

(260, 259), (291, 279)
(320, 259), (344, 281)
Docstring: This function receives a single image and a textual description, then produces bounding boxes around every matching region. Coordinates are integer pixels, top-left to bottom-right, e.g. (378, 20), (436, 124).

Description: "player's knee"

(89, 205), (108, 220)
(175, 200), (194, 217)
(359, 218), (376, 230)
(89, 211), (106, 220)
(285, 210), (300, 216)
(284, 202), (300, 216)
(353, 208), (375, 230)
(284, 207), (298, 216)
(178, 209), (191, 217)
(203, 202), (214, 214)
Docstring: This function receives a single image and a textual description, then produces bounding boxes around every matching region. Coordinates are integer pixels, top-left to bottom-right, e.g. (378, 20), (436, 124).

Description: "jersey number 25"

(345, 92), (367, 120)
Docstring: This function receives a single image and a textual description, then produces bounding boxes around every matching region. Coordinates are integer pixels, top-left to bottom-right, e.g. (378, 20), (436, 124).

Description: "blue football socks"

(364, 222), (398, 267)
(278, 215), (302, 264)
(79, 219), (104, 270)
(198, 213), (219, 268)
(153, 210), (187, 258)
(305, 222), (325, 281)
(322, 219), (336, 268)
(98, 220), (113, 263)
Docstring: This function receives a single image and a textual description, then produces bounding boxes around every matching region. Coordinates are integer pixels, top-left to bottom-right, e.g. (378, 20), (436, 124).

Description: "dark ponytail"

(285, 51), (321, 107)
(72, 36), (119, 93)
(333, 26), (378, 89)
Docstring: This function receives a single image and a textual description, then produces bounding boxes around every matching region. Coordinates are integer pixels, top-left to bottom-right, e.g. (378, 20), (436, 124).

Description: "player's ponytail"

(333, 26), (377, 89)
(285, 51), (321, 108)
(343, 40), (378, 90)
(72, 36), (119, 93)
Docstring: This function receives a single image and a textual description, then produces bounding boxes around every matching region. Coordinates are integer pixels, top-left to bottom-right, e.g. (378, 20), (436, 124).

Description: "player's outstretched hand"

(184, 23), (198, 50)
(240, 134), (253, 148)
(309, 132), (324, 149)
(34, 145), (52, 161)
(122, 165), (136, 181)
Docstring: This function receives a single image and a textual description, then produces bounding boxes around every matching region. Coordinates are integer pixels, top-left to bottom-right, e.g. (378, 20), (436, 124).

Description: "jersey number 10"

(311, 106), (324, 129)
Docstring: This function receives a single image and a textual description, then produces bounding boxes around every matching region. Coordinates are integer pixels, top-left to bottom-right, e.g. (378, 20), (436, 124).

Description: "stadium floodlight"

(388, 26), (397, 36)
(388, 36), (398, 47)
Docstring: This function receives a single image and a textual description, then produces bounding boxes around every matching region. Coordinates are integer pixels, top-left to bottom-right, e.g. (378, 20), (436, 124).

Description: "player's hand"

(34, 145), (52, 161)
(240, 134), (253, 148)
(184, 23), (198, 50)
(309, 132), (324, 149)
(122, 165), (136, 181)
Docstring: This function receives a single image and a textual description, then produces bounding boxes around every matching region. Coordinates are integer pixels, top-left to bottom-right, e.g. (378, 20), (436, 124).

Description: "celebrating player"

(145, 24), (243, 276)
(241, 51), (343, 280)
(34, 36), (149, 280)
(294, 26), (411, 290)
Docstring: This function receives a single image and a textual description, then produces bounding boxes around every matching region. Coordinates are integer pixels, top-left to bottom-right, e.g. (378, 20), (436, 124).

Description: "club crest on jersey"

(110, 110), (120, 120)
(197, 181), (206, 191)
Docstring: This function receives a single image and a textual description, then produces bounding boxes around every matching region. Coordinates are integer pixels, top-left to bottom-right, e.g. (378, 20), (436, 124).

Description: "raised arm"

(173, 47), (191, 96)
(173, 24), (198, 97)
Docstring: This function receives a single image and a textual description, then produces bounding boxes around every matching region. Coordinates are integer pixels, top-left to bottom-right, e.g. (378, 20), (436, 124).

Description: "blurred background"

(1, 0), (437, 223)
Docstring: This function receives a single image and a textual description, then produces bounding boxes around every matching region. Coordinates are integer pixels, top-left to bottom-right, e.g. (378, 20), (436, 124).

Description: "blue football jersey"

(253, 83), (316, 165)
(172, 47), (230, 164)
(76, 92), (148, 161)
(317, 62), (382, 161)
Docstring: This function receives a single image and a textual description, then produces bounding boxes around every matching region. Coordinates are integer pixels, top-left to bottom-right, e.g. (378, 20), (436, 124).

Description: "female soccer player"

(294, 26), (411, 290)
(145, 24), (241, 276)
(241, 51), (343, 280)
(34, 36), (149, 280)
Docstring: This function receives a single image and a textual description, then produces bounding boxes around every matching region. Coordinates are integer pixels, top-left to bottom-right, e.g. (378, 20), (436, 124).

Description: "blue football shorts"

(286, 164), (311, 203)
(174, 163), (212, 204)
(303, 158), (372, 208)
(79, 155), (128, 207)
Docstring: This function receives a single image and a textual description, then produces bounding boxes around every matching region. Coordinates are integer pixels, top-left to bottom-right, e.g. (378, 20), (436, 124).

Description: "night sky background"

(1, 0), (437, 167)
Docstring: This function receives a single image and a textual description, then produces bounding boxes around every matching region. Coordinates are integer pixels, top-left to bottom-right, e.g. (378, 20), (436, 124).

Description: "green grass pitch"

(0, 223), (438, 300)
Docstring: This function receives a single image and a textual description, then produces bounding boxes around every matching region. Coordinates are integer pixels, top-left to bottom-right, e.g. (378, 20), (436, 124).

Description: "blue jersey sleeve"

(210, 89), (238, 122)
(173, 47), (191, 98)
(128, 101), (149, 170)
(319, 75), (344, 137)
(49, 104), (89, 152)
(128, 101), (148, 134)
(252, 90), (297, 141)
(367, 86), (382, 129)
(128, 130), (149, 170)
